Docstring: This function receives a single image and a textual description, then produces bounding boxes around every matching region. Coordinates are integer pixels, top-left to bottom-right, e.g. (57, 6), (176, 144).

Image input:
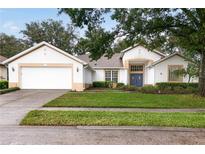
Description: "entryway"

(130, 73), (143, 87)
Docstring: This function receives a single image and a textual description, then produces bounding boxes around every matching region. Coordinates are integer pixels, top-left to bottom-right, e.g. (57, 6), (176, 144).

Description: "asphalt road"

(0, 126), (205, 145)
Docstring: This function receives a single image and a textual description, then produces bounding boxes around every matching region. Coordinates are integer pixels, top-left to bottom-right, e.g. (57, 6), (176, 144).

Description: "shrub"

(93, 81), (106, 88)
(121, 85), (139, 91)
(156, 82), (198, 94)
(116, 82), (125, 88)
(0, 80), (8, 89)
(0, 87), (20, 94)
(156, 82), (198, 90)
(140, 85), (159, 94)
(93, 81), (114, 88)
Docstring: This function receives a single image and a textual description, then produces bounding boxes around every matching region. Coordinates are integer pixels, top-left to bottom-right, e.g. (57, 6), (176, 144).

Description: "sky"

(0, 8), (116, 38)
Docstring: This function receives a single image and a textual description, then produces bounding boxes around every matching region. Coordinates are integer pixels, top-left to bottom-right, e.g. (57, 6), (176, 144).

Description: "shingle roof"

(0, 55), (7, 64)
(77, 53), (123, 68)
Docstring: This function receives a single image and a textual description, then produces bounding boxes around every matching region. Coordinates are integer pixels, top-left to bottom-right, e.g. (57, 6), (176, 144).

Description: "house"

(2, 41), (198, 91)
(0, 55), (7, 80)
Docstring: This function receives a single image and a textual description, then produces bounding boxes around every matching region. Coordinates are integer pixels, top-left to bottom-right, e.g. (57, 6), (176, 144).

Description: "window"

(130, 65), (143, 72)
(105, 70), (118, 82)
(168, 65), (183, 82)
(105, 70), (112, 81)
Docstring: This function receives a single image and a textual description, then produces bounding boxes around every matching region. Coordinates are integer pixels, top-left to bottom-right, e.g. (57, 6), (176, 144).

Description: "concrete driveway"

(0, 90), (205, 144)
(0, 90), (67, 125)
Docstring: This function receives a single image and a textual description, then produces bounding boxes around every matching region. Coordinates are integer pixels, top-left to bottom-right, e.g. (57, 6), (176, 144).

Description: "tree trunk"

(199, 52), (205, 96)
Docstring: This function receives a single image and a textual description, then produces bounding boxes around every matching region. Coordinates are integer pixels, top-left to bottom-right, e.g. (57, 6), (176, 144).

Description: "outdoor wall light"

(12, 67), (15, 72)
(76, 67), (79, 72)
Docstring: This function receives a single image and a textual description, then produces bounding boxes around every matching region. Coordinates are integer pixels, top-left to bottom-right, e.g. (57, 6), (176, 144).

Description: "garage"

(3, 42), (90, 91)
(21, 67), (72, 89)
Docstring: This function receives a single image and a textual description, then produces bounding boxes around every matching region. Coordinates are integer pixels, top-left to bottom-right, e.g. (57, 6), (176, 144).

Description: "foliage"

(92, 81), (113, 88)
(116, 82), (125, 88)
(140, 85), (159, 94)
(0, 80), (8, 89)
(120, 85), (139, 91)
(156, 82), (198, 90)
(0, 87), (20, 95)
(174, 63), (199, 82)
(21, 19), (78, 54)
(60, 8), (205, 96)
(0, 33), (29, 58)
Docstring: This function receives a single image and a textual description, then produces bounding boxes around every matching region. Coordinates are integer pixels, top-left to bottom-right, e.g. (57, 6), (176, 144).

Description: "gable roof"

(77, 53), (123, 68)
(121, 44), (166, 57)
(2, 41), (87, 65)
(0, 55), (7, 63)
(148, 52), (189, 68)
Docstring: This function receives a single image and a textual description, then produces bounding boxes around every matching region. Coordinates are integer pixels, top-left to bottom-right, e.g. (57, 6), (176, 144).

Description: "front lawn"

(21, 110), (205, 128)
(44, 92), (205, 108)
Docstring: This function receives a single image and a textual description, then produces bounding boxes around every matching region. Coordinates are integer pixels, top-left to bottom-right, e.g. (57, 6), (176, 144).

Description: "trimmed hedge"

(156, 82), (198, 90)
(93, 81), (113, 88)
(0, 80), (8, 89)
(0, 87), (20, 94)
(141, 85), (159, 94)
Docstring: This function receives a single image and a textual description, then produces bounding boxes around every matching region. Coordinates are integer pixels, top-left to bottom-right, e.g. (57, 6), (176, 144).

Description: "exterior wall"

(119, 69), (128, 84)
(154, 55), (198, 84)
(92, 68), (128, 85)
(122, 46), (163, 67)
(146, 67), (155, 85)
(83, 68), (93, 88)
(8, 45), (84, 91)
(0, 65), (7, 80)
(93, 69), (105, 81)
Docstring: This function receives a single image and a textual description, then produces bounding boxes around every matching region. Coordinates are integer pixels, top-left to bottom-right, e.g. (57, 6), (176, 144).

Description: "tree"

(21, 19), (78, 54)
(174, 63), (199, 83)
(0, 33), (29, 58)
(60, 8), (205, 96)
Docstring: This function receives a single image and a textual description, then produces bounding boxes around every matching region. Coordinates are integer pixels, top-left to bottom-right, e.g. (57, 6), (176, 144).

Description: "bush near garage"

(0, 80), (8, 89)
(0, 87), (20, 94)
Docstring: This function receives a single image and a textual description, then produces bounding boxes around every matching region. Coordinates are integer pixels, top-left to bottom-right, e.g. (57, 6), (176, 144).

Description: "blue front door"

(130, 74), (143, 87)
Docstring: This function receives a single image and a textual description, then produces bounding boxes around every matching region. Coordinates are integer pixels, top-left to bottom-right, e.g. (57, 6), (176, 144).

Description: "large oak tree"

(60, 8), (205, 96)
(0, 33), (29, 58)
(21, 19), (78, 54)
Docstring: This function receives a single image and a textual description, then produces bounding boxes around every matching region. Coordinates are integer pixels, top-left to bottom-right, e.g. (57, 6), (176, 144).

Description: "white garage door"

(21, 67), (72, 89)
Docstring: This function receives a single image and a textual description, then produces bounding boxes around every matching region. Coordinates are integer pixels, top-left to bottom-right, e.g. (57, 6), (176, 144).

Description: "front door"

(130, 74), (143, 87)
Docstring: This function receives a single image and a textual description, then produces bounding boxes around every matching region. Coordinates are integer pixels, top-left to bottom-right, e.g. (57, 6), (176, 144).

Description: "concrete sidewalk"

(40, 107), (205, 112)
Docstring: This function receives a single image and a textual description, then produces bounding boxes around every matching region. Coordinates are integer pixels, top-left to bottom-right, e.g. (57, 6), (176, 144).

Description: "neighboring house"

(0, 55), (7, 80)
(2, 41), (198, 91)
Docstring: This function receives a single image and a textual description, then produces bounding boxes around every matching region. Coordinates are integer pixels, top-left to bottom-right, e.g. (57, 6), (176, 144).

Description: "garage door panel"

(21, 67), (72, 89)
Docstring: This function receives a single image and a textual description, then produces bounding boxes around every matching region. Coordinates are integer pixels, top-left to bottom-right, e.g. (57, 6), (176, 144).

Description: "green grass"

(21, 110), (205, 128)
(43, 92), (205, 108)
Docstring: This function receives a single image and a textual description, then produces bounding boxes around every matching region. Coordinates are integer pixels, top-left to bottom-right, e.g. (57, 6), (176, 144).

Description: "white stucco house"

(2, 41), (197, 91)
(0, 55), (7, 80)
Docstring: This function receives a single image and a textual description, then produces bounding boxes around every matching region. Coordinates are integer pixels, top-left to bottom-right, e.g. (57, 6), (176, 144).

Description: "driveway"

(0, 90), (67, 125)
(0, 90), (205, 144)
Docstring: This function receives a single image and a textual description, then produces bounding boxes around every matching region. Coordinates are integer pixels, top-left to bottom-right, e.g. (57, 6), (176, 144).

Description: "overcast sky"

(0, 8), (117, 38)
